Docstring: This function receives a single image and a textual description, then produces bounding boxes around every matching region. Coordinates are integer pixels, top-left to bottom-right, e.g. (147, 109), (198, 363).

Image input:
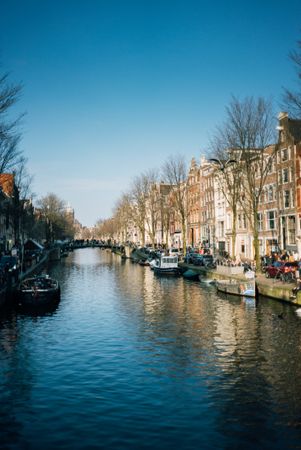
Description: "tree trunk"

(231, 211), (237, 259)
(182, 217), (187, 256)
(141, 228), (145, 246)
(253, 212), (260, 270)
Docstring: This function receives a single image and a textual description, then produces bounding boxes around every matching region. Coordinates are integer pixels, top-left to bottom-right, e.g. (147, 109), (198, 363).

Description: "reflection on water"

(1, 248), (301, 449)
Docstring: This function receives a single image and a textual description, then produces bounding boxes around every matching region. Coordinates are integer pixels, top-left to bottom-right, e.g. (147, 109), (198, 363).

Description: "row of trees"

(0, 70), (75, 244)
(94, 157), (189, 254)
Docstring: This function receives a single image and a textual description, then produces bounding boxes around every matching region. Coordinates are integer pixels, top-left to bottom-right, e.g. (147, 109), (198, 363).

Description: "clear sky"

(0, 0), (300, 227)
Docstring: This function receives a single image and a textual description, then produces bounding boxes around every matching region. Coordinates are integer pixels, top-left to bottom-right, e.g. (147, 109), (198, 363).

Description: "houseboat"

(153, 255), (180, 276)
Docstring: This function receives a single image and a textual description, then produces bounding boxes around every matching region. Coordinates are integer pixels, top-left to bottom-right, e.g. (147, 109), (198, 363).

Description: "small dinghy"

(182, 269), (199, 281)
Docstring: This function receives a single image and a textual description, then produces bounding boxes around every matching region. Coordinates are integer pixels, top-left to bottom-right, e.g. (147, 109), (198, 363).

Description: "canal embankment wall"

(179, 262), (301, 306)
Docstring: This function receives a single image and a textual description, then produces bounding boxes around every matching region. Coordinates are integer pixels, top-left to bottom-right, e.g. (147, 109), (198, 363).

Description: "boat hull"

(154, 267), (180, 276)
(17, 275), (61, 308)
(216, 281), (255, 298)
(182, 269), (199, 280)
(18, 288), (60, 307)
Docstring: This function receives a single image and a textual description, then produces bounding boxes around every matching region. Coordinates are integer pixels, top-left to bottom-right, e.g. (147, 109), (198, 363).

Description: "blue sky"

(0, 0), (301, 227)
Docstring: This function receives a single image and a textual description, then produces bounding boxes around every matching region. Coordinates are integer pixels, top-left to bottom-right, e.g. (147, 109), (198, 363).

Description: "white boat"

(200, 278), (216, 285)
(153, 256), (180, 276)
(149, 259), (158, 270)
(216, 279), (256, 298)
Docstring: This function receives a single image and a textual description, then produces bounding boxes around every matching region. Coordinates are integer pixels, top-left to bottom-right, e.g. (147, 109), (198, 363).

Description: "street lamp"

(209, 158), (237, 171)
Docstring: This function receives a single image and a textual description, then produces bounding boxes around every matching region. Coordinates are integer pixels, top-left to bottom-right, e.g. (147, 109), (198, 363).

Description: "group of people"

(262, 250), (299, 265)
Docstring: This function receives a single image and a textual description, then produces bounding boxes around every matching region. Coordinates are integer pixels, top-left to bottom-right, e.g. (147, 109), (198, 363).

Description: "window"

(218, 221), (224, 238)
(264, 188), (268, 203)
(243, 214), (246, 229)
(278, 170), (282, 184)
(288, 216), (296, 244)
(282, 148), (288, 161)
(260, 190), (265, 204)
(282, 168), (289, 183)
(268, 186), (273, 202)
(227, 213), (232, 230)
(280, 131), (285, 143)
(284, 190), (290, 208)
(257, 213), (263, 231)
(291, 190), (295, 207)
(267, 211), (276, 230)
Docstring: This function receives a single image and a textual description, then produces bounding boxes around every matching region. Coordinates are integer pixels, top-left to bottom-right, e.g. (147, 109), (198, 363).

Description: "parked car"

(265, 261), (298, 281)
(194, 254), (215, 267)
(185, 252), (215, 267)
(169, 248), (183, 258)
(184, 252), (200, 264)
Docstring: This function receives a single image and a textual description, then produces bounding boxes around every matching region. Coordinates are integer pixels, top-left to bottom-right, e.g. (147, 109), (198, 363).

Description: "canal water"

(1, 248), (301, 449)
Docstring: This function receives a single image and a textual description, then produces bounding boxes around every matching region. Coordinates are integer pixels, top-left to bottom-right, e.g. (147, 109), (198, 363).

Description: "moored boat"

(216, 279), (255, 298)
(17, 274), (60, 307)
(153, 255), (180, 276)
(182, 269), (200, 281)
(149, 259), (158, 270)
(138, 259), (150, 266)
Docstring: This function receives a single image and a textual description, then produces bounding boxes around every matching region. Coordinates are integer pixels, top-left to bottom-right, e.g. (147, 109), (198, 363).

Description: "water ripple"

(1, 248), (301, 449)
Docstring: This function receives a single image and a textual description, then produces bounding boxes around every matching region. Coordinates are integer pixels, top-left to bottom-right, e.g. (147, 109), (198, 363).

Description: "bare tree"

(143, 169), (159, 248)
(282, 38), (301, 118)
(36, 193), (72, 241)
(95, 218), (116, 242)
(209, 128), (243, 259)
(11, 161), (34, 243)
(0, 72), (25, 173)
(129, 174), (148, 246)
(94, 219), (104, 240)
(153, 182), (172, 248)
(113, 193), (133, 242)
(214, 96), (276, 268)
(162, 155), (188, 255)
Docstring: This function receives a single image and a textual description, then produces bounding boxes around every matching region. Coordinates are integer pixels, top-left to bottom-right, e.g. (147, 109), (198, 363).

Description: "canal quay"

(1, 248), (301, 449)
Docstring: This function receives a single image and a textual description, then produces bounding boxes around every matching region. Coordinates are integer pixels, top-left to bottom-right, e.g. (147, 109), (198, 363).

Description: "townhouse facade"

(256, 145), (278, 257)
(0, 173), (20, 253)
(276, 112), (301, 256)
(186, 158), (200, 247)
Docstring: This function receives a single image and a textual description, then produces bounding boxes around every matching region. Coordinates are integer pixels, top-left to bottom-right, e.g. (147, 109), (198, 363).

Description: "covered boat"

(216, 279), (255, 298)
(153, 256), (180, 276)
(17, 274), (60, 307)
(182, 269), (200, 281)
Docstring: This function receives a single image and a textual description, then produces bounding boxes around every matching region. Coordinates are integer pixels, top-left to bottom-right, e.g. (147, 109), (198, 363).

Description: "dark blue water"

(1, 248), (301, 449)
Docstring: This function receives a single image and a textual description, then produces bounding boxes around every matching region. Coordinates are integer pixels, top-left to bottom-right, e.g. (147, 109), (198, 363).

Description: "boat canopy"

(24, 239), (44, 251)
(160, 256), (178, 268)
